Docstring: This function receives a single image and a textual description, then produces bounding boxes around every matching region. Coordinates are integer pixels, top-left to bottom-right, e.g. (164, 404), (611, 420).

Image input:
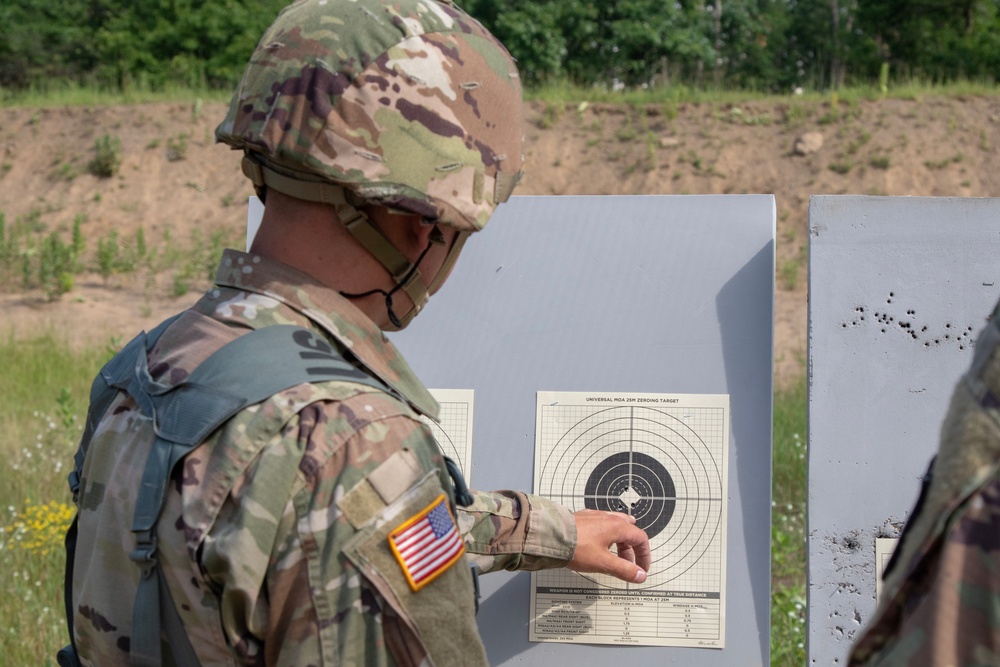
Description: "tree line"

(2, 0), (999, 94)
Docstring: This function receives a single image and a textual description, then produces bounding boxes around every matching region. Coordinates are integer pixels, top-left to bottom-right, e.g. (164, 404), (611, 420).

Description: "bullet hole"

(843, 305), (975, 351)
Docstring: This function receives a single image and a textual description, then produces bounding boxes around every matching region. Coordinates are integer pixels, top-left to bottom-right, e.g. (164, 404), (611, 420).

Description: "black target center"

(583, 451), (676, 539)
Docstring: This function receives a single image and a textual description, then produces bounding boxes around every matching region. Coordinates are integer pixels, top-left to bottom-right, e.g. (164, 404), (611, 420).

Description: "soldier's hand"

(567, 510), (651, 583)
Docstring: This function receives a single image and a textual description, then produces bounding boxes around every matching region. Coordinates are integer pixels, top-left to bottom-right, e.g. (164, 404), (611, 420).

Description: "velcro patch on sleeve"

(368, 449), (424, 505)
(388, 494), (465, 592)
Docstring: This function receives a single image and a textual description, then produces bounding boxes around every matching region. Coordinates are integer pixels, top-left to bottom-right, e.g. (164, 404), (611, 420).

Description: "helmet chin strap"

(241, 154), (468, 329)
(339, 233), (439, 329)
(334, 199), (446, 330)
(339, 218), (469, 330)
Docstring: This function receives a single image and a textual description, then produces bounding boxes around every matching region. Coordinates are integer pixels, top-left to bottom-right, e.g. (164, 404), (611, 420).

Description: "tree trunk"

(830, 0), (842, 89)
(713, 0), (723, 86)
(656, 56), (670, 88)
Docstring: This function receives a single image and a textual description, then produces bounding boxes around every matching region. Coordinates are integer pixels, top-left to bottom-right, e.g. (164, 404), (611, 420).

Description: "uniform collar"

(210, 249), (439, 419)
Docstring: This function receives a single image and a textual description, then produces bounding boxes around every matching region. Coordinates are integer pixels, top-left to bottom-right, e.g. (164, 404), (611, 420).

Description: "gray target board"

(389, 194), (775, 665)
(807, 195), (1000, 664)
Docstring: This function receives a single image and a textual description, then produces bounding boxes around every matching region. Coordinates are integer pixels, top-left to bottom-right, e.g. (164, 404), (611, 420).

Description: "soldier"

(63, 0), (651, 665)
(849, 300), (1000, 665)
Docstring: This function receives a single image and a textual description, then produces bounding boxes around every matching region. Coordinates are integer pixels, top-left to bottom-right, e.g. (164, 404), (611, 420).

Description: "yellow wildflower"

(1, 500), (74, 553)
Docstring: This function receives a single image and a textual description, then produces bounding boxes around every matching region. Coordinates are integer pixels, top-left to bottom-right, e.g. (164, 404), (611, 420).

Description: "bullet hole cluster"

(840, 292), (977, 350)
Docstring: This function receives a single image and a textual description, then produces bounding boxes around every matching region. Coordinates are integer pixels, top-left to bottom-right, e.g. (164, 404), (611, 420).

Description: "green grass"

(0, 335), (109, 665)
(0, 333), (810, 664)
(1, 81), (232, 108)
(771, 375), (808, 665)
(525, 78), (1000, 107)
(4, 78), (1000, 110)
(779, 258), (801, 291)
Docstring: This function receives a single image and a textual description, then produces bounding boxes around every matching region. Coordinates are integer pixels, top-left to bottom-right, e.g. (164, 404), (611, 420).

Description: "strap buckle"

(67, 470), (81, 497)
(129, 531), (158, 577)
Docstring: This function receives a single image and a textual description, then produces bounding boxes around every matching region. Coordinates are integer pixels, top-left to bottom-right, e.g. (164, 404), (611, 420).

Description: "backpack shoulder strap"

(65, 323), (392, 667)
(129, 324), (394, 666)
(136, 324), (397, 448)
(68, 314), (182, 500)
(60, 313), (181, 667)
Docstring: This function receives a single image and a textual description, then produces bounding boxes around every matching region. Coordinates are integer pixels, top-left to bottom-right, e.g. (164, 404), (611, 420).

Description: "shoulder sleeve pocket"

(341, 472), (488, 667)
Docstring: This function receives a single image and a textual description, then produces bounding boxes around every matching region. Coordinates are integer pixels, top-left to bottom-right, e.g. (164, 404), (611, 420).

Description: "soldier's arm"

(456, 489), (576, 573)
(456, 490), (650, 582)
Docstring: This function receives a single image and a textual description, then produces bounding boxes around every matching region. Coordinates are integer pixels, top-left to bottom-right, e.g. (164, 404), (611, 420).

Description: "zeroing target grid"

(420, 388), (474, 484)
(530, 391), (729, 648)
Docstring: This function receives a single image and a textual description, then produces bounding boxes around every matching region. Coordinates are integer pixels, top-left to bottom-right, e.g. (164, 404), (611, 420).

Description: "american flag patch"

(388, 494), (465, 591)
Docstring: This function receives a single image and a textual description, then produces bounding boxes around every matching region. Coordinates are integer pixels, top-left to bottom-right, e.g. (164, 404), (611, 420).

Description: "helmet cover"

(216, 0), (524, 231)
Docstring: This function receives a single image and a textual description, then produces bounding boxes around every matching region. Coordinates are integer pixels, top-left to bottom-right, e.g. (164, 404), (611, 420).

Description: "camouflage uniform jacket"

(849, 302), (1000, 666)
(72, 249), (577, 666)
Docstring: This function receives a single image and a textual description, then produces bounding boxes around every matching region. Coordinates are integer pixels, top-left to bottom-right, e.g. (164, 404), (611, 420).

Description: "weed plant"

(0, 210), (83, 299)
(644, 132), (657, 172)
(38, 231), (76, 299)
(88, 134), (122, 178)
(166, 133), (189, 162)
(924, 153), (963, 170)
(536, 102), (561, 129)
(869, 154), (892, 170)
(828, 161), (854, 175)
(0, 208), (240, 301)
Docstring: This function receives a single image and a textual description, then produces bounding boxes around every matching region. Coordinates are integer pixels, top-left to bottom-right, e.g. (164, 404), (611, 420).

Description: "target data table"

(530, 391), (730, 648)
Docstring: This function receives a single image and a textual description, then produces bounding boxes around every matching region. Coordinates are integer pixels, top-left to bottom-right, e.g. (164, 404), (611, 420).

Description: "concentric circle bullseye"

(583, 451), (676, 539)
(537, 404), (724, 585)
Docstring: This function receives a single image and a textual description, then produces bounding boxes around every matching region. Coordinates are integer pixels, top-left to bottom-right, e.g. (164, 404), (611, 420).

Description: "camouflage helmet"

(215, 0), (524, 232)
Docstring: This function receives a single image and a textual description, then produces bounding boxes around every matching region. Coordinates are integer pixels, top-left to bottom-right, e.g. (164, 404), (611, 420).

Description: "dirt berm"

(3, 96), (1000, 386)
